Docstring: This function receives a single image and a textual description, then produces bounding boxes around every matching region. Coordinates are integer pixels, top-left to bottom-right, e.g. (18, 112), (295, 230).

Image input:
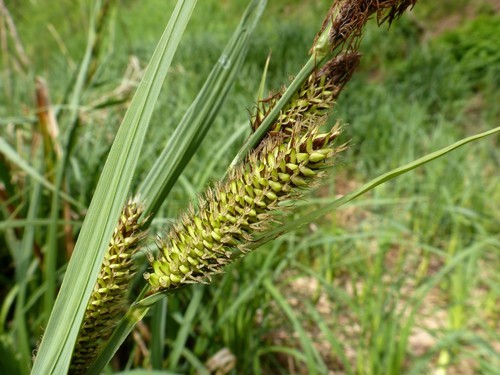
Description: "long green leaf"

(168, 286), (204, 370)
(151, 298), (168, 368)
(14, 155), (43, 375)
(139, 0), (267, 219)
(264, 278), (326, 374)
(0, 218), (79, 231)
(31, 1), (197, 373)
(43, 0), (100, 325)
(253, 126), (500, 247)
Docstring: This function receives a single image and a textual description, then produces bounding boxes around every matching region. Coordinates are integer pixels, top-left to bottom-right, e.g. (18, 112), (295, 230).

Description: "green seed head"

(144, 56), (355, 294)
(145, 122), (345, 293)
(70, 198), (146, 373)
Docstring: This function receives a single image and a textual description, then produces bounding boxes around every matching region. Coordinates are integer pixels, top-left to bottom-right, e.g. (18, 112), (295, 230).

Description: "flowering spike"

(144, 54), (355, 294)
(70, 198), (146, 373)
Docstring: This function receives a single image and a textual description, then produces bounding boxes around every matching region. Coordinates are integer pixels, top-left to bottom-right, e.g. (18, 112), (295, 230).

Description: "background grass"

(1, 0), (499, 373)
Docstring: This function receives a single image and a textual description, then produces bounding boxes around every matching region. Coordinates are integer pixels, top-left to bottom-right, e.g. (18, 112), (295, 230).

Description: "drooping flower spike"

(144, 53), (360, 293)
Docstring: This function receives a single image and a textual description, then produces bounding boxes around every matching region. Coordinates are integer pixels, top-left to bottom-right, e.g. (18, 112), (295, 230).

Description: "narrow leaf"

(0, 137), (83, 209)
(254, 126), (500, 246)
(139, 0), (267, 219)
(31, 1), (197, 373)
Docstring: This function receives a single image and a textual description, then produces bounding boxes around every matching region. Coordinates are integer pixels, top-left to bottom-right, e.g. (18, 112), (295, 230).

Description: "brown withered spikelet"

(70, 198), (146, 373)
(144, 56), (356, 293)
(313, 0), (417, 53)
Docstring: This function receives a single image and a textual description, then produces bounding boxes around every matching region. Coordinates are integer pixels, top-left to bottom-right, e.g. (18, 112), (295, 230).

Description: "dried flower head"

(312, 0), (417, 57)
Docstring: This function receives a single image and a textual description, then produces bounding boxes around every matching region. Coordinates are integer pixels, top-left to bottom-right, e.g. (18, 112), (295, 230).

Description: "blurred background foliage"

(1, 0), (499, 373)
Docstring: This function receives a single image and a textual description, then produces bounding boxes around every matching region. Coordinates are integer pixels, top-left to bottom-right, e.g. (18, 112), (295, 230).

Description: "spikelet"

(253, 52), (360, 134)
(70, 198), (146, 373)
(144, 55), (359, 293)
(312, 0), (418, 56)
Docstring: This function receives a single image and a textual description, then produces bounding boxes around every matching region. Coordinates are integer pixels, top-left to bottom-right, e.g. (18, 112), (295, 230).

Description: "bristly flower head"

(144, 55), (359, 293)
(70, 198), (146, 373)
(253, 52), (360, 134)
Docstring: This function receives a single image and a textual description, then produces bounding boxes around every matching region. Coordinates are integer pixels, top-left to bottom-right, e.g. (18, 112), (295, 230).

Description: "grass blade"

(305, 301), (354, 375)
(254, 126), (500, 246)
(264, 278), (327, 374)
(151, 298), (168, 368)
(139, 0), (267, 219)
(31, 1), (197, 373)
(0, 137), (83, 209)
(43, 0), (104, 319)
(168, 286), (204, 370)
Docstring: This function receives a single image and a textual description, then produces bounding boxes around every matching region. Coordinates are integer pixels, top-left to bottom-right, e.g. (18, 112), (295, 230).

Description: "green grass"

(1, 0), (499, 373)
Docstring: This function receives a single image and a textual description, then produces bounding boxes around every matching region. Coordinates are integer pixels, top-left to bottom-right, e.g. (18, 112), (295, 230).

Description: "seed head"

(144, 56), (355, 293)
(253, 52), (360, 134)
(70, 198), (146, 373)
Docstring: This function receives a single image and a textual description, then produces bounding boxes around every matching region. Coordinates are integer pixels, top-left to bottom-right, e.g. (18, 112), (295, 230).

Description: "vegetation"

(0, 0), (498, 374)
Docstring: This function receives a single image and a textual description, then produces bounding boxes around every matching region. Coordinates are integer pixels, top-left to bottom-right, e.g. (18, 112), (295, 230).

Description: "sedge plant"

(62, 1), (421, 372)
(1, 0), (498, 373)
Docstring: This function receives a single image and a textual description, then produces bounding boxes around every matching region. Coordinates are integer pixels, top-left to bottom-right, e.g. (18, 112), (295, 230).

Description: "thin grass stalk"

(43, 0), (100, 323)
(34, 76), (76, 258)
(0, 0), (30, 72)
(85, 0), (117, 86)
(167, 286), (204, 370)
(150, 297), (168, 368)
(54, 0), (116, 122)
(0, 138), (83, 209)
(14, 157), (43, 375)
(437, 197), (478, 373)
(264, 278), (327, 374)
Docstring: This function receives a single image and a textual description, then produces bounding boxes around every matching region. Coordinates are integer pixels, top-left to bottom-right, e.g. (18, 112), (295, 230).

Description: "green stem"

(15, 156), (43, 374)
(151, 297), (168, 368)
